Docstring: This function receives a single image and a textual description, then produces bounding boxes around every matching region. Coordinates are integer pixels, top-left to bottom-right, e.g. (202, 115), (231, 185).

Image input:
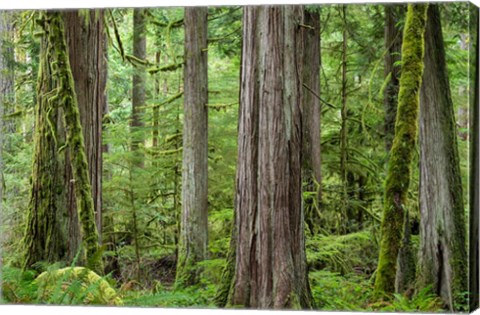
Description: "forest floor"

(1, 229), (447, 312)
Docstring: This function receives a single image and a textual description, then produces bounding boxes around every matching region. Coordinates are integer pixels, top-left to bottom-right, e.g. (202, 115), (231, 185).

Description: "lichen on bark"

(374, 3), (428, 297)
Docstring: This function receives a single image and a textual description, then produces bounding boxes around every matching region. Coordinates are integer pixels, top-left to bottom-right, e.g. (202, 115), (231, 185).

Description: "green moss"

(22, 23), (65, 270)
(34, 267), (122, 305)
(174, 247), (204, 289)
(23, 12), (103, 274)
(214, 233), (236, 307)
(374, 3), (428, 297)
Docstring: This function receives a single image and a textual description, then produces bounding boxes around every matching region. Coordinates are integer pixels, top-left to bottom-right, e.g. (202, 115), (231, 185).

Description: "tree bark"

(384, 4), (404, 152)
(227, 6), (313, 309)
(63, 9), (107, 255)
(131, 8), (146, 166)
(0, 11), (14, 253)
(469, 4), (479, 312)
(302, 9), (321, 235)
(417, 5), (467, 311)
(175, 6), (209, 288)
(23, 11), (102, 273)
(22, 14), (67, 270)
(374, 3), (428, 297)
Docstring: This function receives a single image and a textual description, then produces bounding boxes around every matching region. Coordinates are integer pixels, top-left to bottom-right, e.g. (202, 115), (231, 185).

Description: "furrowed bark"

(227, 6), (313, 309)
(175, 6), (209, 288)
(62, 10), (107, 263)
(417, 5), (467, 311)
(22, 13), (67, 270)
(34, 12), (102, 273)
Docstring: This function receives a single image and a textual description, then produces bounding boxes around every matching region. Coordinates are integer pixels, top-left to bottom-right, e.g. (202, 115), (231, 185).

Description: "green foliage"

(1, 266), (38, 303)
(376, 286), (443, 312)
(34, 267), (123, 305)
(306, 229), (378, 275)
(123, 286), (215, 307)
(310, 270), (372, 310)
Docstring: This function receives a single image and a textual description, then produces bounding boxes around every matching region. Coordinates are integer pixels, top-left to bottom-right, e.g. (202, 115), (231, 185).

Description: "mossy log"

(374, 3), (428, 297)
(35, 267), (122, 306)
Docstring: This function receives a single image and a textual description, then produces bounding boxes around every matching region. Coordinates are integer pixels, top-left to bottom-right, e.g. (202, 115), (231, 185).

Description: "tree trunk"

(374, 3), (428, 297)
(22, 14), (68, 270)
(417, 5), (467, 311)
(131, 8), (146, 166)
(175, 6), (209, 288)
(227, 6), (313, 309)
(383, 4), (415, 295)
(63, 9), (107, 255)
(24, 11), (102, 273)
(302, 9), (322, 235)
(384, 4), (404, 152)
(0, 11), (14, 248)
(469, 4), (479, 312)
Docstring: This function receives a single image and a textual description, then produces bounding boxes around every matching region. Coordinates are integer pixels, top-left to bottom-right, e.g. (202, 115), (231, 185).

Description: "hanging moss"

(374, 3), (428, 297)
(24, 12), (103, 274)
(22, 17), (66, 270)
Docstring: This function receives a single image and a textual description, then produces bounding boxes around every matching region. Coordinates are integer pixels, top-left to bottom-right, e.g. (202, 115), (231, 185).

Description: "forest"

(0, 2), (478, 313)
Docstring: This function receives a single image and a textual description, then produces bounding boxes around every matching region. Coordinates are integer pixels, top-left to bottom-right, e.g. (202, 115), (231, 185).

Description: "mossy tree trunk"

(23, 11), (102, 273)
(62, 10), (107, 262)
(302, 8), (322, 236)
(417, 5), (467, 311)
(175, 6), (209, 288)
(374, 3), (428, 297)
(22, 14), (68, 270)
(383, 5), (416, 294)
(226, 6), (313, 309)
(0, 10), (15, 266)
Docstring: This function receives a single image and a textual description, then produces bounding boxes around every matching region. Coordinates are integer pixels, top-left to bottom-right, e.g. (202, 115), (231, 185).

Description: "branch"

(148, 62), (183, 74)
(302, 83), (336, 109)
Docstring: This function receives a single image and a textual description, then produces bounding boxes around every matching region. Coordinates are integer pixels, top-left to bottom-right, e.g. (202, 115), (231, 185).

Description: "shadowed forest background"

(0, 2), (478, 312)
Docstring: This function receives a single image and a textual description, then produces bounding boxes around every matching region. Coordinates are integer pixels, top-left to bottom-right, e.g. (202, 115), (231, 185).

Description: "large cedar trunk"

(22, 18), (67, 269)
(63, 10), (107, 256)
(23, 12), (102, 273)
(302, 9), (321, 235)
(227, 6), (312, 309)
(175, 7), (209, 287)
(418, 5), (467, 311)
